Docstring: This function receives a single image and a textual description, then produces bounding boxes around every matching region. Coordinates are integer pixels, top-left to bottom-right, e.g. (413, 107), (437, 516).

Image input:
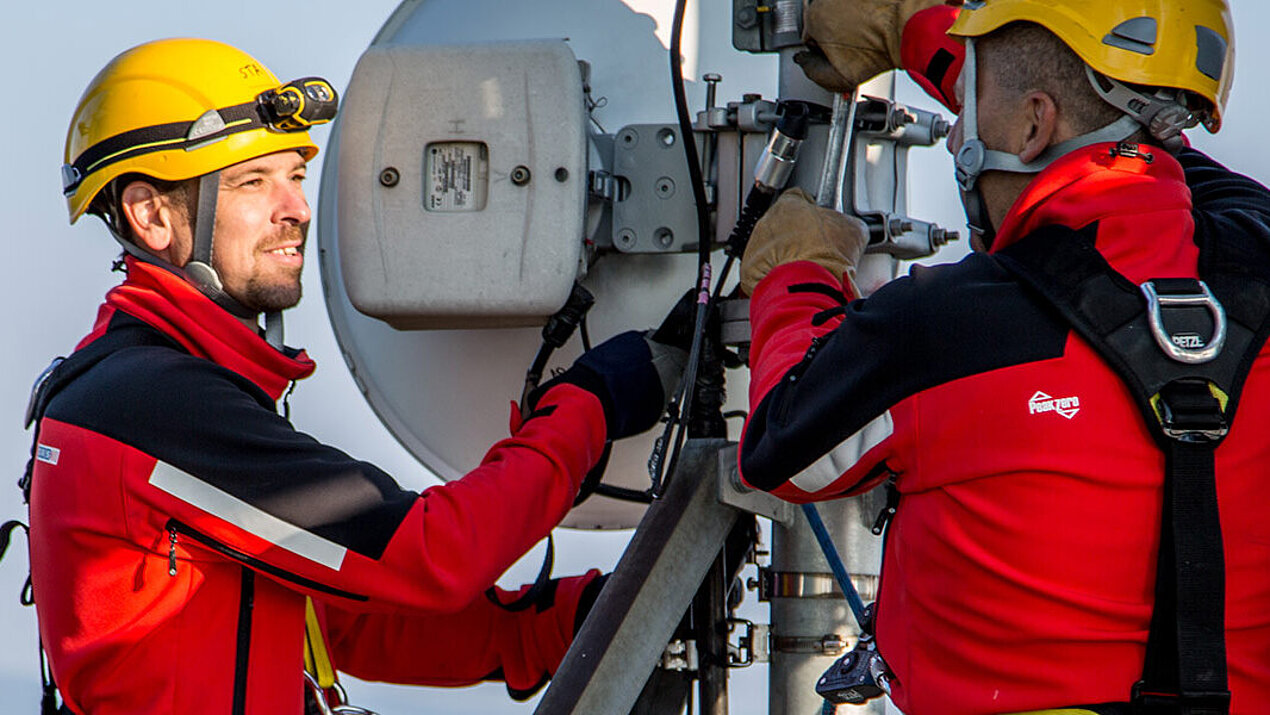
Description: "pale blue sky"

(2, 1), (1267, 713)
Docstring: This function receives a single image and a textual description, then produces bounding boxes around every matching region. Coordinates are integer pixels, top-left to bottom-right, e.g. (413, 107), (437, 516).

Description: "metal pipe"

(768, 52), (887, 715)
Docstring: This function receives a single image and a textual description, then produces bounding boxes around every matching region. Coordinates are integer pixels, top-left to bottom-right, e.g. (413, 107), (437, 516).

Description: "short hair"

(90, 173), (196, 244)
(977, 21), (1138, 140)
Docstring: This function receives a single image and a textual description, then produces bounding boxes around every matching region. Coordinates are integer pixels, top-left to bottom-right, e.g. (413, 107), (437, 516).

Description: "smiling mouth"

(267, 246), (301, 257)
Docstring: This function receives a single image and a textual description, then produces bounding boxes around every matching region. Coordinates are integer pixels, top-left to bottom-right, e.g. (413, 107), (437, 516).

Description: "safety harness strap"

(994, 222), (1270, 715)
(304, 597), (337, 689)
(1133, 439), (1229, 715)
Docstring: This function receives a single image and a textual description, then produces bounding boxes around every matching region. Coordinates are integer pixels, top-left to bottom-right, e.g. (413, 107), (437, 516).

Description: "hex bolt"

(890, 106), (917, 130)
(736, 6), (757, 29)
(655, 227), (674, 248)
(378, 167), (400, 187)
(889, 218), (914, 235)
(931, 227), (959, 246)
(511, 165), (532, 186)
(932, 116), (951, 140)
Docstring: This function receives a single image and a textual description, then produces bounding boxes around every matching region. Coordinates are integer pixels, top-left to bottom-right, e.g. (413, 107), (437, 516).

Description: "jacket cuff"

(901, 4), (964, 113)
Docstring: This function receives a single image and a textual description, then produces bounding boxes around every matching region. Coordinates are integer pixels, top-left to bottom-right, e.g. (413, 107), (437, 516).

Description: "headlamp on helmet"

(259, 78), (339, 132)
(62, 76), (339, 199)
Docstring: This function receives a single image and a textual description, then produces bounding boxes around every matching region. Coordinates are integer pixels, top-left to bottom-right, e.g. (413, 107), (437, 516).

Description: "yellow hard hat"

(63, 38), (337, 223)
(948, 0), (1235, 131)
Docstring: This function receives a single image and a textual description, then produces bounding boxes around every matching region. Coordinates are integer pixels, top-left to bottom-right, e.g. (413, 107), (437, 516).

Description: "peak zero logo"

(1028, 391), (1080, 420)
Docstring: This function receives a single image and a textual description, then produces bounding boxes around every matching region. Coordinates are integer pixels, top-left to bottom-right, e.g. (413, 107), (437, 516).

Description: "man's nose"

(276, 182), (311, 225)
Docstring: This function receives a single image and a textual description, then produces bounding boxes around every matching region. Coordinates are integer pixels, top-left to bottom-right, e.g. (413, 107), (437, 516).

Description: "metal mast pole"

(764, 29), (892, 715)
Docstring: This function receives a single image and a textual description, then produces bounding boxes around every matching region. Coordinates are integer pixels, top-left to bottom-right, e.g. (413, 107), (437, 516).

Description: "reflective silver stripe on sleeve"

(789, 411), (894, 494)
(149, 460), (348, 570)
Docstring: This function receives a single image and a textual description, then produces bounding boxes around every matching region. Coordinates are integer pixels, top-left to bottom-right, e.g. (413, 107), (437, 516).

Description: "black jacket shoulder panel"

(43, 314), (416, 560)
(1179, 149), (1270, 281)
(742, 251), (1070, 490)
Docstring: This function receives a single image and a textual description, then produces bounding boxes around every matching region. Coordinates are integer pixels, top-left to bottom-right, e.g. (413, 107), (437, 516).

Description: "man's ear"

(1017, 91), (1060, 164)
(119, 180), (177, 257)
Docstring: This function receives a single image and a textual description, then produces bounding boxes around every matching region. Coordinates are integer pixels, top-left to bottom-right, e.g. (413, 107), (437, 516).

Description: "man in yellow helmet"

(26, 38), (680, 714)
(737, 1), (1270, 713)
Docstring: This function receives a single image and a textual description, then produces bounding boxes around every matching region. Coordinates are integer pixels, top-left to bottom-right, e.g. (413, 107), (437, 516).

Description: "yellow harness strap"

(303, 597), (337, 689)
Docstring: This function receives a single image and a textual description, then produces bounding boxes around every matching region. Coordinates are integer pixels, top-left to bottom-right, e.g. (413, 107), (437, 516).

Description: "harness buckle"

(1140, 280), (1226, 364)
(304, 671), (379, 715)
(1151, 379), (1229, 442)
(954, 139), (987, 192)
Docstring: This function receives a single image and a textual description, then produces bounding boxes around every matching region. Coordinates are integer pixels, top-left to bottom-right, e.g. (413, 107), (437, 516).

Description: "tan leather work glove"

(796, 0), (954, 92)
(740, 188), (869, 296)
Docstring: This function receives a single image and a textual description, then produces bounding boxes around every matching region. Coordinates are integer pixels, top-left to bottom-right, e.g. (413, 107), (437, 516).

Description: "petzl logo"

(1028, 391), (1080, 420)
(36, 444), (60, 465)
(1172, 333), (1205, 349)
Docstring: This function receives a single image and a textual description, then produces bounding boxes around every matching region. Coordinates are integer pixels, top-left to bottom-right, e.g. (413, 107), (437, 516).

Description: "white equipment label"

(425, 141), (489, 212)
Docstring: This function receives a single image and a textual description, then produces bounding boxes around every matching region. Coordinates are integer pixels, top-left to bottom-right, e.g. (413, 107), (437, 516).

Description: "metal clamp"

(661, 638), (699, 672)
(727, 618), (765, 667)
(771, 633), (847, 657)
(588, 169), (617, 201)
(1141, 280), (1226, 364)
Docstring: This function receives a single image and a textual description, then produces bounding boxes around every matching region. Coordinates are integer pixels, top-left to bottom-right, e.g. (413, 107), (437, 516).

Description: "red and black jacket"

(29, 257), (605, 714)
(739, 7), (1270, 714)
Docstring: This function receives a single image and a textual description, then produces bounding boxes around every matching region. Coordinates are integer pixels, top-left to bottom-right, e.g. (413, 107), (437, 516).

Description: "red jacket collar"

(990, 143), (1193, 254)
(86, 257), (315, 400)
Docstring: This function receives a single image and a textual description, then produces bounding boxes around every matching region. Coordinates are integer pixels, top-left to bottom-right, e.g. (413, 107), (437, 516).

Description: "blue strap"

(801, 503), (867, 628)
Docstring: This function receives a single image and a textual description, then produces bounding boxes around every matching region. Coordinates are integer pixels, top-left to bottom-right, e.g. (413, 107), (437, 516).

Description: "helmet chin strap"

(953, 38), (1141, 248)
(185, 172), (255, 319)
(106, 171), (287, 350)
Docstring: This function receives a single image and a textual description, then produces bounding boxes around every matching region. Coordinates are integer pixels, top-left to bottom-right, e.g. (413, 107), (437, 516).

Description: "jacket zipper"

(775, 335), (828, 424)
(167, 526), (179, 576)
(163, 519), (368, 601)
(870, 479), (900, 536)
(232, 568), (254, 715)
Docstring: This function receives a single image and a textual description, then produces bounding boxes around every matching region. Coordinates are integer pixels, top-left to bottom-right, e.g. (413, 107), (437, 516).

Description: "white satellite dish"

(317, 0), (777, 528)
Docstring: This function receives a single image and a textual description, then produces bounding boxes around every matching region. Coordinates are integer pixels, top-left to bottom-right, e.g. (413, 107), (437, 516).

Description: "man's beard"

(235, 224), (306, 313)
(243, 271), (303, 312)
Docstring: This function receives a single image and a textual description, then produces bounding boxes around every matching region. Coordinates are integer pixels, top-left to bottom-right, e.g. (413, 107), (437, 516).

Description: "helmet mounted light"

(61, 76), (338, 198)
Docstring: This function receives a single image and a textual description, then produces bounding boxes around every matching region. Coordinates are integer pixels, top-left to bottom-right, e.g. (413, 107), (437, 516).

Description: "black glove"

(533, 331), (682, 440)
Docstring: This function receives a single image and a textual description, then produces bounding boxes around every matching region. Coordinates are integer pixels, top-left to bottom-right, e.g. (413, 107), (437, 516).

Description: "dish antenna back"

(317, 0), (773, 528)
